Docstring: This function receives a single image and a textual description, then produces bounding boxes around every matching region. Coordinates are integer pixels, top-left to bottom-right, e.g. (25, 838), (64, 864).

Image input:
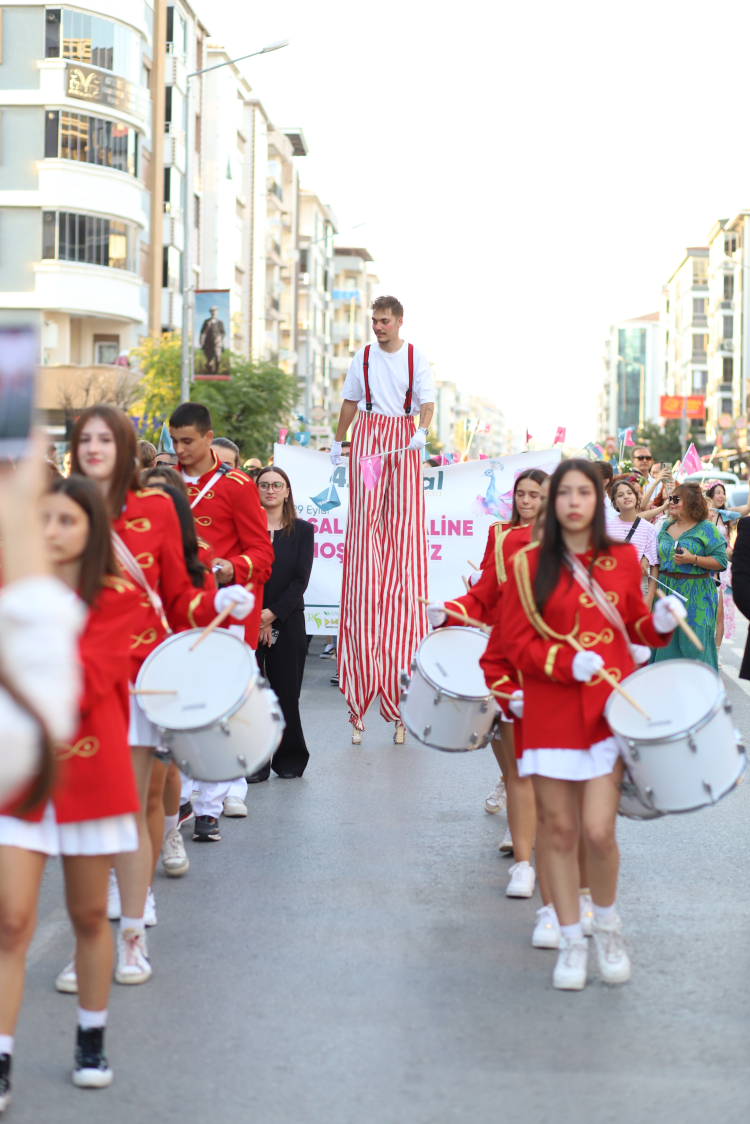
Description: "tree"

(130, 334), (297, 458)
(635, 420), (688, 466)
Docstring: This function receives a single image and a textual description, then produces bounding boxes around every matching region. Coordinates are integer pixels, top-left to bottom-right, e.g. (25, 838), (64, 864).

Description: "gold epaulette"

(227, 471), (247, 485)
(134, 488), (168, 499)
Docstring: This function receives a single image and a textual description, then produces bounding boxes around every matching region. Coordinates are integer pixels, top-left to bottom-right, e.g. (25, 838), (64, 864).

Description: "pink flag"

(682, 442), (703, 475)
(278, 428), (288, 444)
(452, 452), (460, 463)
(479, 452), (488, 460)
(359, 453), (383, 490)
(525, 429), (532, 444)
(554, 426), (566, 445)
(624, 428), (635, 447)
(439, 453), (451, 465)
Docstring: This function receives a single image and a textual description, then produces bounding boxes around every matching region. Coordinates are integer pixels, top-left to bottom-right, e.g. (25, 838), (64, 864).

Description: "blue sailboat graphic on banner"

(310, 480), (341, 512)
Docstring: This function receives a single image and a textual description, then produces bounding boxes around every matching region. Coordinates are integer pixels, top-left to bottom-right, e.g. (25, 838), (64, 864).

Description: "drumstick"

(418, 596), (491, 635)
(566, 636), (651, 719)
(655, 589), (704, 651)
(490, 687), (516, 700)
(468, 559), (481, 571)
(462, 575), (470, 592)
(190, 582), (254, 651)
(129, 689), (178, 695)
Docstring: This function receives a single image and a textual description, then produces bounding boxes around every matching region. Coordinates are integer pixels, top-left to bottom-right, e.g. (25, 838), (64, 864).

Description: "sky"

(207, 0), (750, 448)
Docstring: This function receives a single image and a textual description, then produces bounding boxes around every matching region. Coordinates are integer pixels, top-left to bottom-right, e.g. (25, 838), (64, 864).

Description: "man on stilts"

(331, 296), (434, 744)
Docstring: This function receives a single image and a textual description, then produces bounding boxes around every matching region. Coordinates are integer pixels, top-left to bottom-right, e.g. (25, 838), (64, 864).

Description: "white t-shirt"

(342, 342), (434, 417)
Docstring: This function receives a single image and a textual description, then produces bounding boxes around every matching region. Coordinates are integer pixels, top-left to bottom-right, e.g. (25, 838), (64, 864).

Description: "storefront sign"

(659, 395), (705, 420)
(66, 65), (149, 122)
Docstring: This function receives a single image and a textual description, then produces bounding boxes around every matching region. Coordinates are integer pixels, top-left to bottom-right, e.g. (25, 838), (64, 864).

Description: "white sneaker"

(506, 861), (536, 898)
(106, 868), (120, 921)
(499, 828), (514, 853)
(223, 796), (248, 817)
(592, 914), (631, 984)
(55, 958), (78, 994)
(532, 904), (560, 949)
(161, 827), (189, 876)
(553, 936), (588, 990)
(144, 887), (157, 928)
(114, 929), (152, 986)
(579, 892), (594, 937)
(484, 777), (507, 814)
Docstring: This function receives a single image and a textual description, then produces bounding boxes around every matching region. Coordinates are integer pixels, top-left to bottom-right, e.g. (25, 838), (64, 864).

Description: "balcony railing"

(691, 351), (708, 362)
(720, 300), (734, 310)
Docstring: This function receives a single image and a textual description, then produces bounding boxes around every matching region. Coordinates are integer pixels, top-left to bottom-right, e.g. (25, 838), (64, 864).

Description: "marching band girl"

(0, 476), (142, 1098)
(484, 460), (683, 990)
(65, 407), (254, 986)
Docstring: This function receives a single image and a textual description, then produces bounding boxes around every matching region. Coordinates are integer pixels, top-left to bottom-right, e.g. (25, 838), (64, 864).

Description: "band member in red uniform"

(169, 401), (274, 827)
(0, 476), (142, 1098)
(482, 460), (683, 990)
(67, 406), (254, 987)
(426, 470), (547, 895)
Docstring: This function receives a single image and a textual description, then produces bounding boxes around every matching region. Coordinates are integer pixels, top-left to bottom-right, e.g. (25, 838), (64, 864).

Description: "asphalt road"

(10, 633), (750, 1123)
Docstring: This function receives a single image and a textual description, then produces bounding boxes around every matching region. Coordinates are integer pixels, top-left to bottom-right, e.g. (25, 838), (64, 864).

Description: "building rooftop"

(624, 311), (659, 323)
(334, 247), (374, 262)
(280, 128), (309, 157)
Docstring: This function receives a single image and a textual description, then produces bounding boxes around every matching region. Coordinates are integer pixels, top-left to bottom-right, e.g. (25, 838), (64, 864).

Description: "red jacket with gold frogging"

(480, 541), (668, 750)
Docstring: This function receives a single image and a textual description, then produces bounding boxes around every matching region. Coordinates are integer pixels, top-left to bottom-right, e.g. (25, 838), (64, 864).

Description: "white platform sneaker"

(484, 777), (507, 814)
(506, 861), (536, 898)
(532, 904), (560, 949)
(592, 914), (631, 984)
(553, 936), (588, 990)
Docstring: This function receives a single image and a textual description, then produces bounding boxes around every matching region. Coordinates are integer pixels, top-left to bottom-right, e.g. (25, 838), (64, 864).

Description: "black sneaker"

(178, 800), (194, 828)
(330, 673), (339, 686)
(0, 1053), (11, 1111)
(72, 1026), (113, 1088)
(192, 815), (221, 842)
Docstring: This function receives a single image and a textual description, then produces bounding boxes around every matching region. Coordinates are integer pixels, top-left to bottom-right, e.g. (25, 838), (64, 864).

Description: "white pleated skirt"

(518, 736), (619, 781)
(0, 802), (138, 857)
(128, 692), (160, 748)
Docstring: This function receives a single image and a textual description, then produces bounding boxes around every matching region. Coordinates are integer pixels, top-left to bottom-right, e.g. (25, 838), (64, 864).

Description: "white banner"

(273, 444), (561, 634)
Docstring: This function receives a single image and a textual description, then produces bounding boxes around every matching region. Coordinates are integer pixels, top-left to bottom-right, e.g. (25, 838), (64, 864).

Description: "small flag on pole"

(360, 453), (383, 490)
(479, 452), (488, 460)
(158, 423), (175, 454)
(617, 426), (635, 447)
(553, 426), (566, 445)
(525, 429), (532, 445)
(278, 427), (288, 445)
(294, 431), (310, 447)
(682, 442), (703, 475)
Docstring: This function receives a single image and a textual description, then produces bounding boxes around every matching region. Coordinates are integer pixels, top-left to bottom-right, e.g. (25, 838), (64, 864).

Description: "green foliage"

(130, 335), (297, 459)
(635, 420), (688, 466)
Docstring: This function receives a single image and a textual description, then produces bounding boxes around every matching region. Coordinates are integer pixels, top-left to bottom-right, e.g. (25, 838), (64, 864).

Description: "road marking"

(27, 908), (70, 966)
(722, 665), (750, 698)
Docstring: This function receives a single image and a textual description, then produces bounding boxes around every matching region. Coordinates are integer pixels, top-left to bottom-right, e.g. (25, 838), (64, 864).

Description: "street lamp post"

(180, 38), (290, 403)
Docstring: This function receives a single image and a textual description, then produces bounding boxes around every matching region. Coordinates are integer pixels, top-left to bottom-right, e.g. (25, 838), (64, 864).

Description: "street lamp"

(180, 38), (290, 403)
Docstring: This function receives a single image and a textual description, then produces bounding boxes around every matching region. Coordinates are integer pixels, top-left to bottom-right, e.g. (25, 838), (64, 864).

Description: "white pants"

(181, 773), (247, 818)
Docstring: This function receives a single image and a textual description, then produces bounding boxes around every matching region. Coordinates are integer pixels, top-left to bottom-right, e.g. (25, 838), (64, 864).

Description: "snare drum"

(134, 629), (285, 781)
(399, 627), (495, 752)
(605, 659), (746, 817)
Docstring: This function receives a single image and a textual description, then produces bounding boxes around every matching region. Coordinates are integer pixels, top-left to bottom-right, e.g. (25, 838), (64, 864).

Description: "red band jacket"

(181, 453), (274, 648)
(113, 489), (219, 678)
(444, 522), (530, 627)
(481, 542), (669, 751)
(11, 578), (142, 824)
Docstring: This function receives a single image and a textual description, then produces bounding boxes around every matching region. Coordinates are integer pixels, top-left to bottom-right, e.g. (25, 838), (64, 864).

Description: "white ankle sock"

(120, 916), (145, 935)
(592, 902), (616, 923)
(0, 1036), (13, 1056)
(163, 813), (178, 837)
(77, 1007), (107, 1030)
(560, 922), (584, 942)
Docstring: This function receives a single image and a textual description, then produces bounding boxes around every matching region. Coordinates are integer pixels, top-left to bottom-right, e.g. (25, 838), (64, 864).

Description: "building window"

(692, 370), (708, 391)
(725, 235), (738, 256)
(723, 356), (734, 381)
(162, 245), (181, 290)
(45, 110), (138, 175)
(42, 210), (132, 270)
(692, 259), (708, 286)
(723, 315), (733, 339)
(692, 333), (708, 356)
(94, 334), (119, 364)
(724, 274), (734, 299)
(721, 397), (733, 416)
(693, 298), (705, 316)
(45, 9), (139, 84)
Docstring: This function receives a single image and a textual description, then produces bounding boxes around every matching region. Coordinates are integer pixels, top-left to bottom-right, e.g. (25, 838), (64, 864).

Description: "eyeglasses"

(634, 455), (652, 461)
(258, 481), (286, 491)
(669, 495), (681, 504)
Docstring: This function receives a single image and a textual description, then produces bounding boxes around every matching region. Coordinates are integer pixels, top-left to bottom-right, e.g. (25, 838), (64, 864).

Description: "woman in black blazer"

(251, 466), (314, 780)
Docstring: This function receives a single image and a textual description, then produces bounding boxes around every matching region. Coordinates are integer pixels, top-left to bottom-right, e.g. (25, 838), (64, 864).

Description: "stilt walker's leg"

(338, 417), (388, 730)
(378, 421), (429, 722)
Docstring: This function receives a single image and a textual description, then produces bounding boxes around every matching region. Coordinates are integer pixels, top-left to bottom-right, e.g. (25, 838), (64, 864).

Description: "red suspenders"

(362, 343), (414, 417)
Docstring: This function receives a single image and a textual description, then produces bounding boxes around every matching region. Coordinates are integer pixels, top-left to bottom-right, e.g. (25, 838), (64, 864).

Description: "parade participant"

(169, 402), (273, 825)
(333, 296), (434, 743)
(0, 475), (142, 1098)
(425, 470), (547, 867)
(652, 482), (727, 671)
(705, 481), (736, 661)
(489, 460), (682, 990)
(67, 406), (254, 982)
(211, 437), (241, 469)
(607, 479), (659, 608)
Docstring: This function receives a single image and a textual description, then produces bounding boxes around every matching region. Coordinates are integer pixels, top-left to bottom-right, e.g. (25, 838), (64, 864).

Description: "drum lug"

(433, 688), (443, 705)
(628, 740), (640, 762)
(423, 724), (431, 738)
(735, 729), (746, 753)
(724, 700), (733, 714)
(480, 701), (489, 714)
(702, 780), (715, 802)
(687, 733), (698, 754)
(220, 720), (230, 736)
(237, 754), (247, 766)
(400, 671), (410, 689)
(468, 733), (479, 746)
(644, 785), (655, 806)
(400, 691), (408, 705)
(410, 659), (418, 673)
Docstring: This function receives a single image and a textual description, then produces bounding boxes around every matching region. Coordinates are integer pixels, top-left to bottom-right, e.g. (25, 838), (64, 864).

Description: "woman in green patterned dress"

(652, 482), (727, 670)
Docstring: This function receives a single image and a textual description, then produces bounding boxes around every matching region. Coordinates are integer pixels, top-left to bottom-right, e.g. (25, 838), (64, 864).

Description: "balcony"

(691, 351), (708, 363)
(692, 315), (707, 326)
(163, 123), (186, 172)
(333, 322), (362, 343)
(719, 339), (735, 352)
(720, 300), (735, 310)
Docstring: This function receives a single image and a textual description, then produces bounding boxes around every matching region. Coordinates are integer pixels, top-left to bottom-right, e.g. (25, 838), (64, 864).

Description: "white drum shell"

(399, 627), (495, 753)
(606, 660), (746, 815)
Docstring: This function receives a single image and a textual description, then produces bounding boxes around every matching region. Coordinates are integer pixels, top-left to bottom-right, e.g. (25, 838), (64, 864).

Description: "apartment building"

(298, 188), (337, 431)
(330, 245), (378, 407)
(433, 379), (507, 458)
(704, 214), (750, 445)
(600, 312), (660, 440)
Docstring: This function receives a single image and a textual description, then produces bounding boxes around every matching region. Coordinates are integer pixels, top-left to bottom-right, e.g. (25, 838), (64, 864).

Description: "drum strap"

(112, 531), (172, 636)
(564, 550), (636, 660)
(189, 462), (231, 510)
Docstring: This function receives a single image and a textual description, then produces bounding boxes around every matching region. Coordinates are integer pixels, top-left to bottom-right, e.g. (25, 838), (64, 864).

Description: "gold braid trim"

(544, 644), (562, 679)
(494, 526), (513, 584)
(445, 599), (469, 618)
(491, 675), (512, 689)
(512, 546), (579, 645)
(187, 592), (204, 629)
(634, 615), (652, 645)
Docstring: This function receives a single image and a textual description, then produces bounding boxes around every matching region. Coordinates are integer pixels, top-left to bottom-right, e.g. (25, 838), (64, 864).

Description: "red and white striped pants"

(339, 413), (428, 728)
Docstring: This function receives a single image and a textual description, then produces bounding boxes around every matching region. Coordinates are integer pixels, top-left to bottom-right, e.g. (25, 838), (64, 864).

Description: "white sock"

(77, 1007), (107, 1030)
(592, 902), (617, 923)
(0, 1035), (13, 1056)
(120, 915), (145, 935)
(163, 813), (178, 838)
(560, 922), (584, 942)
(579, 887), (591, 897)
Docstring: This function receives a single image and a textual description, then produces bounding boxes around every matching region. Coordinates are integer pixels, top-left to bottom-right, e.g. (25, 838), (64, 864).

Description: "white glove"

(653, 594), (687, 634)
(632, 644), (651, 665)
(468, 569), (482, 587)
(508, 690), (524, 718)
(572, 650), (605, 683)
(329, 440), (344, 466)
(407, 427), (428, 452)
(214, 585), (255, 621)
(425, 602), (447, 627)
